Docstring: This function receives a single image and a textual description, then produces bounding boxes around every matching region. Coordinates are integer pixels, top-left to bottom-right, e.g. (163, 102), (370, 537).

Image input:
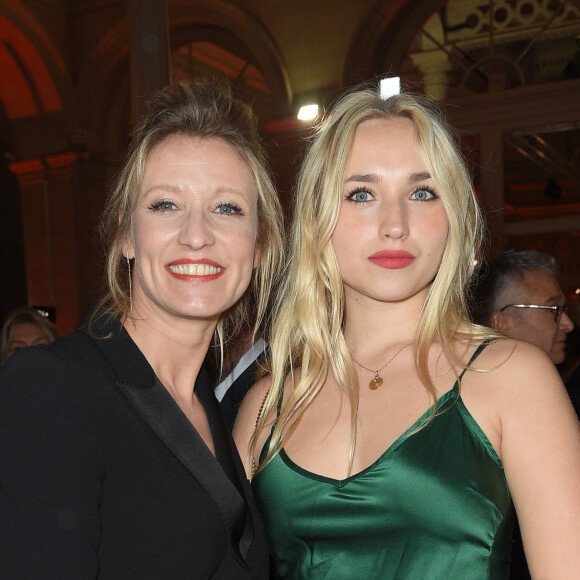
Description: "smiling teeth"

(169, 264), (222, 276)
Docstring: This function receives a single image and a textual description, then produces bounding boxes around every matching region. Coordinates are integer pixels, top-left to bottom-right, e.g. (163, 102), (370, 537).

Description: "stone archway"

(343, 0), (443, 87)
(169, 0), (292, 117)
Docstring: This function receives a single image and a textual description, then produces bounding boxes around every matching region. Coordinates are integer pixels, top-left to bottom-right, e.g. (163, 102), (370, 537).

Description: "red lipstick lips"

(166, 259), (225, 281)
(368, 250), (415, 269)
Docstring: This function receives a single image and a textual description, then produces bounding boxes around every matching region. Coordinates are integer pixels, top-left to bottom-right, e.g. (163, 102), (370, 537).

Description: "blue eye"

(411, 188), (437, 201)
(149, 200), (176, 211)
(216, 202), (243, 215)
(347, 188), (373, 203)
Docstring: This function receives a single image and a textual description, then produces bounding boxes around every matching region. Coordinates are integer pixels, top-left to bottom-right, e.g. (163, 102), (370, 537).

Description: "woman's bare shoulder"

(477, 339), (580, 578)
(472, 337), (561, 389)
(463, 336), (573, 433)
(243, 373), (273, 408)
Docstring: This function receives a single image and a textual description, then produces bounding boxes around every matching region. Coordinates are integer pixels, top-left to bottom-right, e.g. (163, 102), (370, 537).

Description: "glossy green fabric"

(252, 344), (514, 579)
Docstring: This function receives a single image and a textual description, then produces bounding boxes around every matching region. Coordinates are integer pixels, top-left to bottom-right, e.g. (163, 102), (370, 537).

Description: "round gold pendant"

(369, 376), (383, 390)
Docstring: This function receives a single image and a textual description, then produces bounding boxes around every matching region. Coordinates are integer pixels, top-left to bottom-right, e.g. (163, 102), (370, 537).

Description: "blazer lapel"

(78, 308), (250, 552)
(116, 375), (247, 543)
(196, 373), (257, 559)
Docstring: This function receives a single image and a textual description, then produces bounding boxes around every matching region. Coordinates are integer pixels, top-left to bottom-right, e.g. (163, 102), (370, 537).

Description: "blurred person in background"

(470, 250), (573, 364)
(1, 307), (58, 364)
(470, 249), (577, 580)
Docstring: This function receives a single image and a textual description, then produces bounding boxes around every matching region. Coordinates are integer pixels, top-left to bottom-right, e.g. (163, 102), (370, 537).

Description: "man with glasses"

(471, 250), (574, 364)
(470, 249), (576, 580)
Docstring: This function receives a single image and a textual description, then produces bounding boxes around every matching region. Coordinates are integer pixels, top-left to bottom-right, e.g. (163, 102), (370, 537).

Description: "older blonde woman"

(0, 78), (284, 578)
(234, 87), (580, 579)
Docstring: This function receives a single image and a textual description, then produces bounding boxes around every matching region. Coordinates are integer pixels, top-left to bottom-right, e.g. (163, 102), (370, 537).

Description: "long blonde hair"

(251, 86), (492, 474)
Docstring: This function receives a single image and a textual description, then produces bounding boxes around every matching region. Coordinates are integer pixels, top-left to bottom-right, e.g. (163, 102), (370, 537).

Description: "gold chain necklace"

(352, 342), (413, 390)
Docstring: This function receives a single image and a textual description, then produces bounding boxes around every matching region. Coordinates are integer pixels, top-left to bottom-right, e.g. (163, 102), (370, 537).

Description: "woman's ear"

(120, 212), (135, 260)
(253, 245), (261, 269)
(121, 236), (135, 261)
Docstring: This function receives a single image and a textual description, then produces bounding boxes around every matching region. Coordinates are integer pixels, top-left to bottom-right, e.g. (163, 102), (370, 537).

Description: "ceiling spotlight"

(380, 77), (401, 99)
(297, 104), (319, 121)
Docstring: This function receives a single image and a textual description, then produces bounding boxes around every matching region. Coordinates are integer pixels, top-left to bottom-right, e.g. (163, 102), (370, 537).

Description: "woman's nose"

(379, 200), (410, 239)
(177, 210), (215, 250)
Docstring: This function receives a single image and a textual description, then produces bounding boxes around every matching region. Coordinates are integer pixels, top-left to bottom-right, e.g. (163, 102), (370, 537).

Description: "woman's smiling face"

(125, 134), (260, 324)
(331, 117), (449, 308)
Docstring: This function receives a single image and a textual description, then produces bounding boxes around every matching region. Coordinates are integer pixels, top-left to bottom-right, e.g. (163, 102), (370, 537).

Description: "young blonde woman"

(234, 87), (580, 579)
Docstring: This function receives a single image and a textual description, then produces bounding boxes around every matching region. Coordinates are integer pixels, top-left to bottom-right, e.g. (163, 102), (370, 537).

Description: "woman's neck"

(124, 306), (217, 401)
(342, 291), (424, 355)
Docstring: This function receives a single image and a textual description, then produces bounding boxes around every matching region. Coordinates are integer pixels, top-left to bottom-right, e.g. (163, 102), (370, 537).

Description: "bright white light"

(297, 104), (319, 121)
(380, 77), (401, 100)
(575, 287), (580, 295)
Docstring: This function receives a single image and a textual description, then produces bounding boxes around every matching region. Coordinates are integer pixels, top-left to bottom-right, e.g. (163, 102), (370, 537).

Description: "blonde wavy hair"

(251, 85), (494, 474)
(97, 78), (285, 349)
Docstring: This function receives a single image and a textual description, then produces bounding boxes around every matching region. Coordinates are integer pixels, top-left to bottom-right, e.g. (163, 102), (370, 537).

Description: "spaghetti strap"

(458, 339), (494, 380)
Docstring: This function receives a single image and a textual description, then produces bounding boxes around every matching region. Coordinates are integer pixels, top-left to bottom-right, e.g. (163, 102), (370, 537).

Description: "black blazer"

(0, 306), (269, 579)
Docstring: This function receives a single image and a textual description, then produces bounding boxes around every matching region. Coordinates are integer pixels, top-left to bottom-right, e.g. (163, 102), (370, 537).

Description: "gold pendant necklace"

(352, 342), (413, 390)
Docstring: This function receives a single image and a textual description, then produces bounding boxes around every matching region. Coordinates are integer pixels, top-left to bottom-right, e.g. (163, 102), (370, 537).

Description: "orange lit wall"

(0, 15), (61, 119)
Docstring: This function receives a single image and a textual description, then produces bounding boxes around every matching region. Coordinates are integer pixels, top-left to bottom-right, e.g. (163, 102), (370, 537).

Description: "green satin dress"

(252, 343), (514, 579)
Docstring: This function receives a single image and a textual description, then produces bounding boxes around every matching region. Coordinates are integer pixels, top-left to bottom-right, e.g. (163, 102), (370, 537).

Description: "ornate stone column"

(129, 0), (171, 124)
(410, 50), (452, 101)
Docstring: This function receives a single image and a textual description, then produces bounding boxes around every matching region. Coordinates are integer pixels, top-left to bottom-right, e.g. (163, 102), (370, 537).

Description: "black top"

(0, 304), (269, 579)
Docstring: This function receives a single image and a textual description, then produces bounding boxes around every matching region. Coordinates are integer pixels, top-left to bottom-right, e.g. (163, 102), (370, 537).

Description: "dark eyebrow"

(344, 171), (432, 184)
(410, 172), (431, 182)
(344, 173), (378, 184)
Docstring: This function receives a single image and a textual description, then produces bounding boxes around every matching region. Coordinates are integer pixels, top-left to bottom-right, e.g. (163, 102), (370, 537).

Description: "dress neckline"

(279, 384), (459, 486)
(274, 340), (495, 486)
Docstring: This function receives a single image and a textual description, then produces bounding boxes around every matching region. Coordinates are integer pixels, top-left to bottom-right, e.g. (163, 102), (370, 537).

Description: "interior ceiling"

(173, 42), (269, 94)
(402, 0), (580, 95)
(171, 40), (272, 120)
(396, 0), (580, 221)
(504, 127), (580, 210)
(1, 0), (579, 226)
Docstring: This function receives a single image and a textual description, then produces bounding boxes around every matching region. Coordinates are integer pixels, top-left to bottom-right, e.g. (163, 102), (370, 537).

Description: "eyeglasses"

(500, 304), (568, 323)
